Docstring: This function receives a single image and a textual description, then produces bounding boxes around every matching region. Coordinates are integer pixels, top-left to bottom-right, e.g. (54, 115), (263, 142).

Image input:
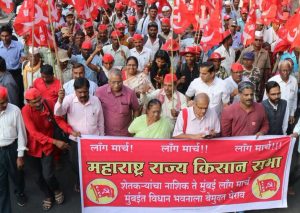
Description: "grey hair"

(238, 81), (254, 93)
(108, 68), (122, 78)
(278, 60), (292, 70)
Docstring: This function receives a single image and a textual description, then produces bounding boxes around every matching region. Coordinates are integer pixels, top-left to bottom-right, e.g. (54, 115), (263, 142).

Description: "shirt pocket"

(4, 123), (17, 138)
(120, 102), (130, 115)
(87, 108), (98, 126)
(210, 92), (222, 106)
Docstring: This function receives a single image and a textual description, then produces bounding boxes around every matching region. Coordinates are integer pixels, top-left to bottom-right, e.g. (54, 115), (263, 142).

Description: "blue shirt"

(0, 40), (24, 70)
(232, 32), (243, 50)
(71, 54), (102, 83)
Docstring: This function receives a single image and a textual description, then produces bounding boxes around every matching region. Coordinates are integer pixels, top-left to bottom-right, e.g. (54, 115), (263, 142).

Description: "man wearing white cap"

(55, 49), (73, 82)
(222, 0), (237, 20)
(161, 6), (171, 19)
(239, 31), (271, 101)
(22, 47), (42, 90)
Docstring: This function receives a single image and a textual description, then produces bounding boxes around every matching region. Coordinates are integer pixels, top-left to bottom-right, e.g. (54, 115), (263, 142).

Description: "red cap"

(208, 52), (225, 61)
(110, 30), (121, 38)
(231, 63), (244, 72)
(81, 41), (92, 49)
(24, 88), (41, 100)
(115, 2), (124, 10)
(128, 16), (137, 24)
(132, 33), (143, 41)
(102, 54), (114, 63)
(281, 12), (290, 21)
(161, 18), (170, 26)
(191, 45), (202, 54)
(115, 22), (126, 29)
(164, 74), (177, 83)
(180, 46), (196, 56)
(222, 29), (232, 40)
(0, 86), (8, 99)
(272, 19), (280, 25)
(161, 39), (180, 51)
(240, 7), (248, 14)
(98, 24), (108, 31)
(224, 14), (231, 20)
(84, 21), (93, 28)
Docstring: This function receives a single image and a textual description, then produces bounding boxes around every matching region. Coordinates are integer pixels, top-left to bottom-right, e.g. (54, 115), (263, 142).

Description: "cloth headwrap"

(24, 88), (41, 100)
(0, 86), (8, 99)
(164, 74), (177, 83)
(81, 41), (92, 49)
(102, 54), (114, 63)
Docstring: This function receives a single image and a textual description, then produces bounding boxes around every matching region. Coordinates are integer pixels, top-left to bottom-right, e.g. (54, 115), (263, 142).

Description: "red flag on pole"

(0, 0), (14, 14)
(242, 4), (257, 47)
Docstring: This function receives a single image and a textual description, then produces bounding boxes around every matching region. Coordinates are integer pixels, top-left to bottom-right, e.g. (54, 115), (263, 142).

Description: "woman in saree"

(123, 56), (154, 105)
(128, 99), (173, 139)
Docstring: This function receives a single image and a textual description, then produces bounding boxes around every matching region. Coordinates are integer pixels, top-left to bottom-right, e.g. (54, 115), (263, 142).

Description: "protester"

(56, 49), (73, 82)
(55, 77), (103, 192)
(221, 81), (269, 137)
(137, 4), (161, 35)
(63, 63), (98, 95)
(95, 69), (140, 136)
(208, 52), (228, 80)
(173, 93), (220, 139)
(150, 50), (171, 89)
(128, 99), (173, 138)
(0, 86), (27, 211)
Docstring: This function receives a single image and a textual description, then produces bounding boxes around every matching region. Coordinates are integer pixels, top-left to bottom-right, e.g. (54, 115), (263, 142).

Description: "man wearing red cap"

(97, 54), (115, 86)
(208, 52), (228, 80)
(71, 40), (101, 83)
(111, 2), (128, 26)
(145, 73), (187, 125)
(214, 30), (235, 75)
(84, 21), (97, 43)
(224, 62), (250, 103)
(22, 88), (79, 210)
(96, 24), (111, 47)
(102, 30), (130, 67)
(159, 18), (178, 41)
(176, 47), (199, 94)
(0, 86), (27, 211)
(237, 7), (248, 32)
(126, 16), (138, 38)
(130, 34), (152, 72)
(115, 22), (130, 48)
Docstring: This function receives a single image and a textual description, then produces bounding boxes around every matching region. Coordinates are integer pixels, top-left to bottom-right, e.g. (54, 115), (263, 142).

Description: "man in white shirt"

(137, 4), (161, 35)
(63, 63), (97, 95)
(102, 30), (130, 67)
(263, 20), (280, 52)
(214, 30), (236, 74)
(0, 86), (27, 211)
(130, 34), (152, 72)
(143, 22), (163, 59)
(224, 62), (249, 103)
(186, 62), (230, 116)
(173, 93), (220, 139)
(264, 60), (298, 125)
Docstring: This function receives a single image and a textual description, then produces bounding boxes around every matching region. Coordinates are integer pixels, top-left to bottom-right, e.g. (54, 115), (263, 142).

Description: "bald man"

(173, 93), (220, 139)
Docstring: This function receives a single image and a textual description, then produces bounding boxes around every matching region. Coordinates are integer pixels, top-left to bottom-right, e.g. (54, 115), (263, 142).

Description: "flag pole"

(47, 0), (64, 86)
(30, 0), (35, 85)
(170, 4), (175, 109)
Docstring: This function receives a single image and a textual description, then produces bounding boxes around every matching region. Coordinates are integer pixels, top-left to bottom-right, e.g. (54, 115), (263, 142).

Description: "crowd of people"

(0, 0), (300, 212)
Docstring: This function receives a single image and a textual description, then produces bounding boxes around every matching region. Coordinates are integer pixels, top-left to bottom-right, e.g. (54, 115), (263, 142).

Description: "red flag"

(172, 0), (192, 34)
(284, 9), (300, 50)
(71, 0), (99, 21)
(13, 0), (49, 36)
(257, 179), (277, 197)
(120, 0), (136, 8)
(242, 4), (257, 47)
(0, 0), (14, 14)
(95, 0), (109, 10)
(90, 184), (115, 202)
(25, 25), (54, 48)
(200, 0), (223, 52)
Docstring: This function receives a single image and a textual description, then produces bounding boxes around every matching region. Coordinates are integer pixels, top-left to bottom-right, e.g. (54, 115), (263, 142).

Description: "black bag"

(44, 100), (69, 142)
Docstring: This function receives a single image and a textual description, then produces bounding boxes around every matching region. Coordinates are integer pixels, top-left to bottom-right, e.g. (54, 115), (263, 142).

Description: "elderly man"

(0, 56), (19, 106)
(63, 63), (98, 95)
(55, 77), (104, 192)
(225, 63), (249, 104)
(146, 74), (187, 125)
(264, 60), (298, 126)
(95, 69), (140, 136)
(22, 88), (76, 211)
(173, 93), (220, 139)
(56, 49), (73, 82)
(221, 81), (269, 137)
(239, 31), (271, 100)
(262, 81), (288, 135)
(0, 25), (25, 107)
(33, 64), (61, 106)
(0, 86), (27, 211)
(186, 62), (229, 116)
(71, 40), (101, 83)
